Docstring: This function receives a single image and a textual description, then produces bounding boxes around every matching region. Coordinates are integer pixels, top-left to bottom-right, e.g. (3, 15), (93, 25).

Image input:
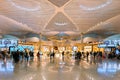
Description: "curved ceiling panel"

(83, 37), (99, 43)
(8, 0), (41, 11)
(0, 15), (33, 34)
(45, 12), (78, 31)
(87, 15), (120, 37)
(83, 33), (99, 38)
(64, 0), (120, 33)
(80, 0), (112, 11)
(25, 33), (40, 38)
(0, 0), (119, 41)
(26, 37), (40, 42)
(48, 0), (70, 7)
(0, 0), (55, 33)
(2, 34), (19, 39)
(104, 34), (120, 40)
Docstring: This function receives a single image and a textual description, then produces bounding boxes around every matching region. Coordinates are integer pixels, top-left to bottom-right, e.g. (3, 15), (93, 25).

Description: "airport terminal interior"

(0, 0), (120, 80)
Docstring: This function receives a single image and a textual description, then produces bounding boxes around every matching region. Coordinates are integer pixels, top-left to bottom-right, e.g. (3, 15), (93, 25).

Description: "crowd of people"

(0, 49), (34, 63)
(108, 51), (120, 59)
(74, 50), (120, 61)
(0, 50), (9, 63)
(0, 49), (120, 64)
(74, 51), (103, 60)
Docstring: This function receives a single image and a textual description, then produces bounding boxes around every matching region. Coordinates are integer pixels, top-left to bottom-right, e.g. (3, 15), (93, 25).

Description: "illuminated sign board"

(98, 44), (115, 48)
(10, 45), (34, 51)
(84, 46), (92, 52)
(98, 40), (120, 48)
(0, 39), (18, 47)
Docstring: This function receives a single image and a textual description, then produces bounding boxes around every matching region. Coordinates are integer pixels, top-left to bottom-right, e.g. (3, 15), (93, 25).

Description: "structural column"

(39, 33), (42, 51)
(80, 33), (84, 52)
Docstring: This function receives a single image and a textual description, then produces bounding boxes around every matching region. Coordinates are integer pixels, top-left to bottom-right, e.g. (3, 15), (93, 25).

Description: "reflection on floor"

(0, 57), (120, 80)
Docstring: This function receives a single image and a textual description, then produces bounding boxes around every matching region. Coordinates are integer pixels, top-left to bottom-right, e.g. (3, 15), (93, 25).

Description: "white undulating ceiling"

(0, 0), (120, 41)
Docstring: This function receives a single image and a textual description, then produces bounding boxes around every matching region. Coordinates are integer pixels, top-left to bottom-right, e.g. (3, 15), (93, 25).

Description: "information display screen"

(0, 39), (18, 48)
(10, 45), (34, 52)
(98, 40), (120, 48)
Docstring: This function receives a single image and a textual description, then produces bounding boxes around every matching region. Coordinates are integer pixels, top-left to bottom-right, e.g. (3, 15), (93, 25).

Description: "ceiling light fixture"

(89, 21), (111, 32)
(55, 22), (68, 26)
(8, 0), (40, 11)
(80, 0), (112, 11)
(87, 22), (104, 32)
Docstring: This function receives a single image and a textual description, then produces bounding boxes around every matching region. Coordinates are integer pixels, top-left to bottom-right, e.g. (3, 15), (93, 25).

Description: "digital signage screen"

(0, 39), (18, 48)
(10, 45), (34, 52)
(98, 40), (120, 48)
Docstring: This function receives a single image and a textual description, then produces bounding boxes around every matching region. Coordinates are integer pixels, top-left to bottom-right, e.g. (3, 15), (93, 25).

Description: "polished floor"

(0, 56), (120, 80)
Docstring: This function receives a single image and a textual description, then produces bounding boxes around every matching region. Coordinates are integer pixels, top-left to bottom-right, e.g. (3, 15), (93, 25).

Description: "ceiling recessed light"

(80, 0), (112, 11)
(8, 0), (40, 11)
(55, 22), (68, 26)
